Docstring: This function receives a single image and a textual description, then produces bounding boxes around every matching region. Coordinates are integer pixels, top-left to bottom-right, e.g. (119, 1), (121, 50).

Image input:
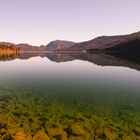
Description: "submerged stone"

(69, 124), (84, 136)
(104, 128), (118, 140)
(123, 135), (133, 140)
(133, 127), (140, 136)
(47, 128), (67, 140)
(0, 128), (6, 135)
(68, 136), (85, 140)
(12, 131), (26, 140)
(32, 130), (50, 140)
(26, 134), (33, 140)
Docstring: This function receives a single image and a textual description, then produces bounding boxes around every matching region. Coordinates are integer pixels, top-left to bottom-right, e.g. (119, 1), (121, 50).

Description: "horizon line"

(0, 30), (139, 46)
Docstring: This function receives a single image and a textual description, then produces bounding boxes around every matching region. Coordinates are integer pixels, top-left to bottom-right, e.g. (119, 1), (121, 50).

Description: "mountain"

(0, 42), (16, 46)
(69, 31), (140, 52)
(0, 42), (42, 51)
(43, 40), (76, 50)
(17, 43), (42, 51)
(0, 31), (140, 52)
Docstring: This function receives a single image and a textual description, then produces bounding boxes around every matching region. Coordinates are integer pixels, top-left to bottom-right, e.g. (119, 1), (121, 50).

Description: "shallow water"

(0, 52), (140, 139)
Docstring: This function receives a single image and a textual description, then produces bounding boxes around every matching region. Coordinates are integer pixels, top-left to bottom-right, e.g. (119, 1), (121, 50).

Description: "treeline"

(0, 44), (20, 55)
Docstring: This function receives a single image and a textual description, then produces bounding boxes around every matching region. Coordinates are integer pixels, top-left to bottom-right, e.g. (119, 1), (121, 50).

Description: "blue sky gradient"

(0, 0), (140, 45)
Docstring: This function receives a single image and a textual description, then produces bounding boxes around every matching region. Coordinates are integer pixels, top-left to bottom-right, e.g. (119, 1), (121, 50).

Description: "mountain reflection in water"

(1, 51), (140, 71)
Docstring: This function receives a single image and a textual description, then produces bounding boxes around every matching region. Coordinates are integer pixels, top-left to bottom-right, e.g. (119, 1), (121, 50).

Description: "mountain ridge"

(68, 31), (140, 51)
(42, 40), (76, 50)
(0, 31), (140, 52)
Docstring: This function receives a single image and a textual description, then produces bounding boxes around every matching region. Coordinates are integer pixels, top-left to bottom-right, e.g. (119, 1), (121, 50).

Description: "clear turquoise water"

(0, 53), (140, 139)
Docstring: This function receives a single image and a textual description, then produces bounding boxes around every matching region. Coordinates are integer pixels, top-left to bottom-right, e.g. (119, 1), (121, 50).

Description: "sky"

(0, 0), (140, 46)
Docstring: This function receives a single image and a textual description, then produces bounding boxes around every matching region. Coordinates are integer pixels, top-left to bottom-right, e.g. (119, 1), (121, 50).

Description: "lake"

(0, 52), (140, 140)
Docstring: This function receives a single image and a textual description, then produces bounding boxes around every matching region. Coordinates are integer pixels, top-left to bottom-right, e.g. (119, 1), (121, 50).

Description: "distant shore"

(0, 45), (20, 56)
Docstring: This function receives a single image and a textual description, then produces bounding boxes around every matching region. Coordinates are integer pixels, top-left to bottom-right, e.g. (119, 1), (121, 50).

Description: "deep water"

(0, 52), (140, 140)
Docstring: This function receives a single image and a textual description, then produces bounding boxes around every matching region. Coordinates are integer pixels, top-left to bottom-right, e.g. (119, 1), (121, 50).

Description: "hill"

(43, 40), (76, 50)
(69, 31), (140, 52)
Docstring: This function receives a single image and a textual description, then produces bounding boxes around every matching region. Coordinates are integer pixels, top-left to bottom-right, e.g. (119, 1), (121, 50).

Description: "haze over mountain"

(17, 43), (42, 51)
(0, 31), (140, 52)
(0, 42), (42, 51)
(42, 40), (76, 50)
(68, 31), (140, 52)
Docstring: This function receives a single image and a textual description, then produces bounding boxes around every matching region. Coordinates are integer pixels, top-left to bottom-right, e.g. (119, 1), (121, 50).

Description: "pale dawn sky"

(0, 0), (140, 45)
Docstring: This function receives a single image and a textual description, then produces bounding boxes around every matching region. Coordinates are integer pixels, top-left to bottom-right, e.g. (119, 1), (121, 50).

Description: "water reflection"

(1, 51), (140, 71)
(0, 53), (20, 61)
(0, 52), (140, 139)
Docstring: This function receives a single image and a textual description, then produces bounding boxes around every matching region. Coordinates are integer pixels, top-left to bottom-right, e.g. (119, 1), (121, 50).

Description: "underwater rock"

(47, 128), (67, 140)
(32, 130), (50, 140)
(0, 128), (6, 135)
(104, 128), (118, 140)
(68, 136), (85, 140)
(0, 123), (7, 129)
(61, 133), (68, 140)
(69, 124), (84, 136)
(133, 127), (140, 136)
(12, 131), (26, 140)
(26, 134), (33, 140)
(3, 133), (13, 140)
(123, 135), (133, 140)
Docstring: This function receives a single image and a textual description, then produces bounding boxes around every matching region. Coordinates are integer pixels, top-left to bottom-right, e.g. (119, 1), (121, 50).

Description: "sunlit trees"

(0, 44), (20, 56)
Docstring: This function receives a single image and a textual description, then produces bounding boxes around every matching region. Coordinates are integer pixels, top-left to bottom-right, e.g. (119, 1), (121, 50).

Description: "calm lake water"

(0, 52), (140, 139)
